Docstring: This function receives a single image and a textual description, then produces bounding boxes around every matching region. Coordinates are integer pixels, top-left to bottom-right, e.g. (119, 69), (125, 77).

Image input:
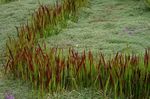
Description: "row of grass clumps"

(5, 0), (88, 78)
(17, 0), (87, 40)
(5, 44), (150, 98)
(4, 0), (88, 97)
(4, 0), (150, 99)
(11, 0), (88, 53)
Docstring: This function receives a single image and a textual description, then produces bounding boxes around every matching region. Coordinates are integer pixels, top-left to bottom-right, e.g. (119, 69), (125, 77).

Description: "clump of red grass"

(5, 43), (150, 98)
(16, 0), (87, 42)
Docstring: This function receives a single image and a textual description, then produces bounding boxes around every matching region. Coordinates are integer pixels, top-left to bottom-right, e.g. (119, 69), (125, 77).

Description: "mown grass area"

(0, 0), (16, 4)
(0, 0), (150, 99)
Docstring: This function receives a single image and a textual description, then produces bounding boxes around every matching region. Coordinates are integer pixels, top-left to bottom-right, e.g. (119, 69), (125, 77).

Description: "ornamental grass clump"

(4, 0), (89, 81)
(16, 0), (88, 40)
(5, 44), (150, 98)
(4, 0), (88, 82)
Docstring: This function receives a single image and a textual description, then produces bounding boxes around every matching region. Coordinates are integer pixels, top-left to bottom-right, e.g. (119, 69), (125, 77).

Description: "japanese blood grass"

(5, 44), (150, 98)
(4, 1), (88, 95)
(3, 0), (150, 98)
(15, 0), (88, 41)
(4, 0), (88, 66)
(3, 0), (88, 67)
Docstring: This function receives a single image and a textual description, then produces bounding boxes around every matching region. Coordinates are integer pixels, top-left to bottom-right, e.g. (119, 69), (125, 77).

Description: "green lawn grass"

(0, 0), (150, 98)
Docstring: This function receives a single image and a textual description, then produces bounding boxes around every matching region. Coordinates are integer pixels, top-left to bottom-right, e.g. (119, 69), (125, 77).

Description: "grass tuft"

(4, 44), (150, 98)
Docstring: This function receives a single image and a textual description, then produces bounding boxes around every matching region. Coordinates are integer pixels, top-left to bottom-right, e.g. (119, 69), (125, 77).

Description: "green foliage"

(144, 0), (150, 8)
(0, 0), (16, 4)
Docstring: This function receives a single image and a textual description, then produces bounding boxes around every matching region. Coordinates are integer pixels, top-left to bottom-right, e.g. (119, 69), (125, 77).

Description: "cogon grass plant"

(16, 0), (88, 41)
(5, 44), (150, 99)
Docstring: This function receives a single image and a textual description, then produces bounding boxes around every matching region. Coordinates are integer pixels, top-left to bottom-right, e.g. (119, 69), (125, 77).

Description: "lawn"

(0, 0), (150, 98)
